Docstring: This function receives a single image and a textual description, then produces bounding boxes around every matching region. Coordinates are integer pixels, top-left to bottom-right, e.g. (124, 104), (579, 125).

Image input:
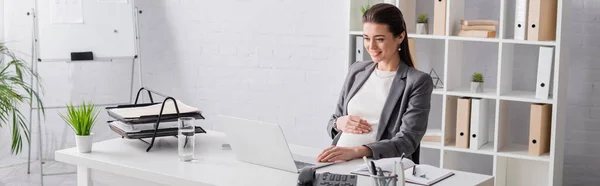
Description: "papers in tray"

(350, 157), (416, 176)
(108, 100), (200, 119)
(109, 120), (178, 134)
(404, 164), (454, 186)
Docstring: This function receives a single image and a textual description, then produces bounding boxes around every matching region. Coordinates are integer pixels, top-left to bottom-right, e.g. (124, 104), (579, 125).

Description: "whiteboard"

(37, 0), (136, 61)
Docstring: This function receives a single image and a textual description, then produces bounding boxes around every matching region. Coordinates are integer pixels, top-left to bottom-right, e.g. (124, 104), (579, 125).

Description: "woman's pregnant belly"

(335, 124), (378, 147)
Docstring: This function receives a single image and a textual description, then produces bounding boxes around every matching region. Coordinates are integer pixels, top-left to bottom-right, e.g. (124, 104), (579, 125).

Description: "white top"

(336, 68), (396, 147)
(54, 130), (494, 186)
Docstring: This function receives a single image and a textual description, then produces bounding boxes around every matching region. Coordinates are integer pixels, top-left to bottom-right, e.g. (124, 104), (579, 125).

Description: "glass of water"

(178, 117), (195, 162)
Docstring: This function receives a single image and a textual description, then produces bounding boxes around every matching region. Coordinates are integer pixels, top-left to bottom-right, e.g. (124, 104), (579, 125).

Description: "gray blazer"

(327, 60), (433, 160)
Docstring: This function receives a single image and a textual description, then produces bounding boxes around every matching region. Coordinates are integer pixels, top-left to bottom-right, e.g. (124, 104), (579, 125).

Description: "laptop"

(217, 115), (334, 173)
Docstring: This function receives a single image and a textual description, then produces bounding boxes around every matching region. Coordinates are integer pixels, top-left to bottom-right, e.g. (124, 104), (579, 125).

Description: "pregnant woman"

(317, 3), (433, 162)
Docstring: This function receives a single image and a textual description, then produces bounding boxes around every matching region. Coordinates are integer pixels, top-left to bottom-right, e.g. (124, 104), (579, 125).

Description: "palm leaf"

(0, 42), (45, 154)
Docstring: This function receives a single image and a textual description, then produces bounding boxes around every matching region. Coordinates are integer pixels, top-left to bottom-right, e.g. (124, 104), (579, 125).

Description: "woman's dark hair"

(362, 3), (414, 67)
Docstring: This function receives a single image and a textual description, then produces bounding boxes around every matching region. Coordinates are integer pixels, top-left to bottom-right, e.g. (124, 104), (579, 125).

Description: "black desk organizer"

(106, 87), (206, 152)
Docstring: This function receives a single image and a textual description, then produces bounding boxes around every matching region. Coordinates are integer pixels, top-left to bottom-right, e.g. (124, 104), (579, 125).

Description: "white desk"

(55, 130), (494, 186)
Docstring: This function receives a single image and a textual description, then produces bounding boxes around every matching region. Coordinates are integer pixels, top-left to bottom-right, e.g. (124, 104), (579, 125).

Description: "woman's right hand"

(335, 115), (372, 134)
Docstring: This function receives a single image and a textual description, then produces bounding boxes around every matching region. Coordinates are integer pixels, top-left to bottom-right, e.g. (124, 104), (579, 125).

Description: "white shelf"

(499, 90), (554, 104)
(421, 141), (442, 149)
(446, 87), (497, 99)
(501, 39), (557, 46)
(497, 144), (550, 162)
(407, 33), (446, 40)
(447, 36), (501, 43)
(432, 88), (444, 95)
(444, 142), (495, 156)
(349, 31), (362, 35)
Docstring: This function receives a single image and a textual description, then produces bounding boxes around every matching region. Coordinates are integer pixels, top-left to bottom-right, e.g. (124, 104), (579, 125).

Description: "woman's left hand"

(316, 146), (371, 162)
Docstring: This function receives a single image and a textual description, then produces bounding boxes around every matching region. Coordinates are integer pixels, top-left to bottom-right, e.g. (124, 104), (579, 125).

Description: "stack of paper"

(109, 100), (200, 119)
(457, 19), (498, 38)
(109, 120), (179, 134)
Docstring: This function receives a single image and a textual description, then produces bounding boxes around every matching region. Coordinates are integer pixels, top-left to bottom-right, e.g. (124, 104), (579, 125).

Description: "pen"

(377, 167), (386, 185)
(412, 165), (417, 176)
(363, 156), (374, 175)
(392, 161), (396, 177)
(370, 161), (377, 176)
(400, 152), (405, 162)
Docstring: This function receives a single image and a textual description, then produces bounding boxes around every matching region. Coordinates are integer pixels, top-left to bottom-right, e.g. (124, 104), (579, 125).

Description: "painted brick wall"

(137, 0), (349, 149)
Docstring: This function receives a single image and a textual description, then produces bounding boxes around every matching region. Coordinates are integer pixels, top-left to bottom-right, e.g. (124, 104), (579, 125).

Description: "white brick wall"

(137, 0), (348, 148)
(1, 0), (599, 185)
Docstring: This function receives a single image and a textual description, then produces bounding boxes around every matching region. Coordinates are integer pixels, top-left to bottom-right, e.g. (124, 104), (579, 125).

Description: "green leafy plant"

(417, 14), (429, 24)
(0, 42), (45, 155)
(361, 3), (371, 15)
(472, 72), (484, 83)
(59, 101), (99, 136)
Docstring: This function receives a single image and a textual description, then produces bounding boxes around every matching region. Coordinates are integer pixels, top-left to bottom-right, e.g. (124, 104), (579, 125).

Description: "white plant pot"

(75, 133), (94, 153)
(416, 23), (428, 34)
(471, 82), (484, 93)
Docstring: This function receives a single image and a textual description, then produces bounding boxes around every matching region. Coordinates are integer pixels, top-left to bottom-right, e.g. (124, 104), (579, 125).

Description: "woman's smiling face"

(362, 22), (403, 63)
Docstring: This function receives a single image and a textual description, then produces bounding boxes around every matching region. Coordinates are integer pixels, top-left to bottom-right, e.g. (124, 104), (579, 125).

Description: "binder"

(529, 103), (552, 156)
(469, 98), (488, 150)
(527, 0), (558, 41)
(455, 97), (471, 148)
(398, 0), (416, 34)
(514, 0), (528, 40)
(433, 0), (447, 36)
(535, 46), (554, 99)
(355, 36), (370, 61)
(408, 38), (418, 67)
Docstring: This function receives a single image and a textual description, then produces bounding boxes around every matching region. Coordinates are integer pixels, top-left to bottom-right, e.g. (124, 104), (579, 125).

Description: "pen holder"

(369, 174), (398, 186)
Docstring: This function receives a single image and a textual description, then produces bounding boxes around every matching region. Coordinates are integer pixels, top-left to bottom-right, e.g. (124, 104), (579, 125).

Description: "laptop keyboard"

(294, 160), (315, 169)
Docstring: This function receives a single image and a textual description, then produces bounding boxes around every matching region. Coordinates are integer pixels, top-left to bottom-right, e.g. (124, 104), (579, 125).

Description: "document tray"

(109, 122), (206, 139)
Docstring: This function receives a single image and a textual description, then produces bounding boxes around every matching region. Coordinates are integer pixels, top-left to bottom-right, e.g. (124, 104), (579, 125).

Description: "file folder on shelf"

(527, 0), (558, 41)
(469, 98), (489, 150)
(355, 36), (371, 61)
(398, 0), (416, 34)
(529, 103), (552, 156)
(535, 46), (554, 99)
(433, 0), (447, 36)
(456, 97), (471, 148)
(514, 0), (529, 40)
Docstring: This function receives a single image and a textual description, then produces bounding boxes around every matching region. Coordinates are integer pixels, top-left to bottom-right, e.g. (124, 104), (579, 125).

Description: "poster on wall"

(50, 0), (84, 24)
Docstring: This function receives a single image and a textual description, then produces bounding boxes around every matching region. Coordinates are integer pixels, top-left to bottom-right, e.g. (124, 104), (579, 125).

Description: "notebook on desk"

(404, 164), (454, 186)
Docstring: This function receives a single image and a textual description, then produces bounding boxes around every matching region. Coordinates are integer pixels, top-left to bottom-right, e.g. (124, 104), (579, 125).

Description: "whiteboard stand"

(25, 1), (144, 186)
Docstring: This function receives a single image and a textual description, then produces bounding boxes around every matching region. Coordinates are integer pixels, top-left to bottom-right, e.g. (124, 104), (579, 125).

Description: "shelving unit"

(346, 0), (569, 185)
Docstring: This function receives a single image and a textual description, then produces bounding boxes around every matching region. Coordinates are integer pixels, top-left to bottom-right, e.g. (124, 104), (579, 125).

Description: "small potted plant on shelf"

(361, 3), (371, 15)
(417, 14), (429, 34)
(471, 72), (484, 93)
(59, 101), (99, 153)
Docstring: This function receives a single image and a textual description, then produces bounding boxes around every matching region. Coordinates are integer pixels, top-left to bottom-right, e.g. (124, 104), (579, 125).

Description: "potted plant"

(471, 72), (484, 93)
(361, 3), (371, 15)
(59, 101), (99, 153)
(417, 14), (429, 34)
(0, 42), (45, 155)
